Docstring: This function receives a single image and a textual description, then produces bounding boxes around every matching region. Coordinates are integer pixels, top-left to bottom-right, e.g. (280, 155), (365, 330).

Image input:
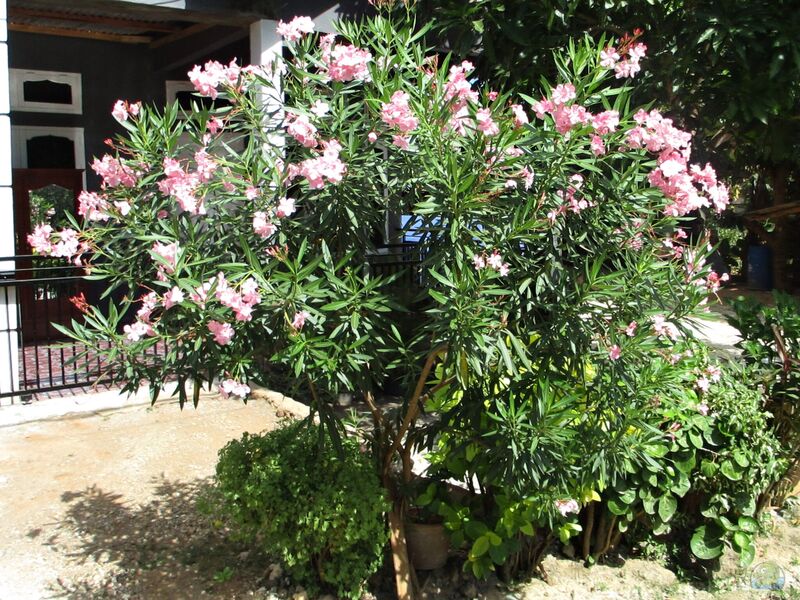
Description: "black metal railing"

(368, 243), (425, 288)
(0, 255), (162, 401)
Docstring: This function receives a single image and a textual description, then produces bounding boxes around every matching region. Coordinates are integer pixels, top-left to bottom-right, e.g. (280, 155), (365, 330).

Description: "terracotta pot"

(405, 521), (449, 570)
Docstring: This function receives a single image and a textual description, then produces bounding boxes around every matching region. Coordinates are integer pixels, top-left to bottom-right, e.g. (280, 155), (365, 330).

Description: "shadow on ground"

(46, 475), (272, 599)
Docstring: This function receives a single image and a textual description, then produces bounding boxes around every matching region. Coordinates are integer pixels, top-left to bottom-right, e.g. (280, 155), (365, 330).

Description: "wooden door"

(12, 168), (85, 342)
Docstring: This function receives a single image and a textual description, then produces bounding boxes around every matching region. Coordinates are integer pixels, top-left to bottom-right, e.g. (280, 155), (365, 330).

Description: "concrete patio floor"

(0, 388), (308, 599)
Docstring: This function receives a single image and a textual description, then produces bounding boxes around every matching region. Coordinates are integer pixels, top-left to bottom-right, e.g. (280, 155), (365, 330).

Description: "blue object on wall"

(747, 245), (773, 290)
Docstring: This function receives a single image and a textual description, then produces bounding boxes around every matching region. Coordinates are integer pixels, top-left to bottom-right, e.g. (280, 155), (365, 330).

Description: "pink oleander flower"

(600, 46), (620, 69)
(697, 402), (709, 416)
(592, 110), (619, 135)
(381, 91), (419, 133)
(28, 224), (54, 255)
(488, 90), (499, 101)
(444, 61), (479, 112)
(207, 117), (224, 134)
(511, 104), (529, 128)
(472, 254), (486, 269)
(590, 135), (606, 156)
(367, 131), (378, 143)
(505, 179), (517, 189)
(554, 499), (580, 517)
(136, 292), (158, 323)
(696, 375), (711, 393)
(651, 314), (679, 341)
(245, 186), (259, 200)
(208, 320), (234, 345)
(112, 100), (129, 121)
(163, 286), (184, 309)
(188, 59), (240, 99)
(310, 100), (329, 117)
(392, 135), (410, 151)
(157, 157), (204, 215)
(214, 273), (260, 322)
(78, 191), (110, 222)
(285, 111), (318, 148)
(608, 345), (622, 361)
(520, 167), (535, 190)
(92, 155), (137, 188)
(291, 310), (310, 331)
(625, 321), (638, 337)
(194, 149), (217, 182)
(219, 378), (250, 400)
(323, 43), (372, 82)
(124, 321), (153, 343)
(114, 200), (131, 216)
(476, 108), (499, 136)
(290, 139), (347, 189)
(276, 197), (296, 218)
(551, 83), (576, 106)
(706, 365), (722, 383)
(253, 211), (277, 238)
(152, 241), (180, 276)
(276, 15), (314, 41)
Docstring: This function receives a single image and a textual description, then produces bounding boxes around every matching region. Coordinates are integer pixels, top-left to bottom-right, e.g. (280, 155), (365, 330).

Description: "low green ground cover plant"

(214, 420), (388, 598)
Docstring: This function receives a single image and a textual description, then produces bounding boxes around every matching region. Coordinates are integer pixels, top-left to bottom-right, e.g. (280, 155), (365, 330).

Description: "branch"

(382, 346), (448, 478)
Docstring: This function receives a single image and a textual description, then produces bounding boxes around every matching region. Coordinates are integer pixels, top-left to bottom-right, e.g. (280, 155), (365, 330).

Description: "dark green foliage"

(214, 420), (389, 599)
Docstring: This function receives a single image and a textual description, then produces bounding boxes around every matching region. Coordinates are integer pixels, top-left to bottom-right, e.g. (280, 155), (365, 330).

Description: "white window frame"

(10, 69), (83, 114)
(12, 126), (87, 187)
(165, 80), (195, 106)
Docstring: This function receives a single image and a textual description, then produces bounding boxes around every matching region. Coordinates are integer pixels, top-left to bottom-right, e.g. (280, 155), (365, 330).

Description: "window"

(10, 69), (82, 114)
(12, 126), (86, 186)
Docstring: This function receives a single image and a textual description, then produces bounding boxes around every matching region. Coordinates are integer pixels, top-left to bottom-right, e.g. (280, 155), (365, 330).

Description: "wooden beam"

(744, 201), (800, 221)
(9, 7), (182, 33)
(154, 28), (249, 73)
(9, 22), (152, 44)
(10, 0), (259, 28)
(149, 23), (211, 49)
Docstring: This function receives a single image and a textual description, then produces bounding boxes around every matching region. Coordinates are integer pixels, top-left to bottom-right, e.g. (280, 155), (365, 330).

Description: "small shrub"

(214, 420), (389, 599)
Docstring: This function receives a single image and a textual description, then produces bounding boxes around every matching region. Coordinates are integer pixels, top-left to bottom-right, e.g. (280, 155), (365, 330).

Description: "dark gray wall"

(10, 31), (248, 189)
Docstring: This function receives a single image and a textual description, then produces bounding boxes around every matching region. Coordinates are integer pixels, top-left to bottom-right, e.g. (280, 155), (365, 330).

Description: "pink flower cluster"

(152, 241), (179, 280)
(276, 16), (314, 41)
(124, 321), (154, 342)
(253, 211), (277, 238)
(651, 315), (679, 341)
(473, 249), (510, 276)
(78, 191), (110, 222)
(444, 61), (479, 112)
(92, 155), (137, 188)
(628, 109), (730, 216)
(188, 60), (241, 100)
(320, 34), (372, 82)
(291, 310), (310, 331)
(112, 99), (141, 122)
(476, 108), (499, 136)
(215, 273), (261, 322)
(532, 84), (591, 135)
(208, 320), (234, 345)
(287, 139), (347, 189)
(157, 157), (205, 215)
(381, 91), (418, 133)
(285, 112), (318, 148)
(549, 174), (594, 222)
(28, 224), (82, 258)
(511, 104), (529, 128)
(219, 378), (250, 400)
